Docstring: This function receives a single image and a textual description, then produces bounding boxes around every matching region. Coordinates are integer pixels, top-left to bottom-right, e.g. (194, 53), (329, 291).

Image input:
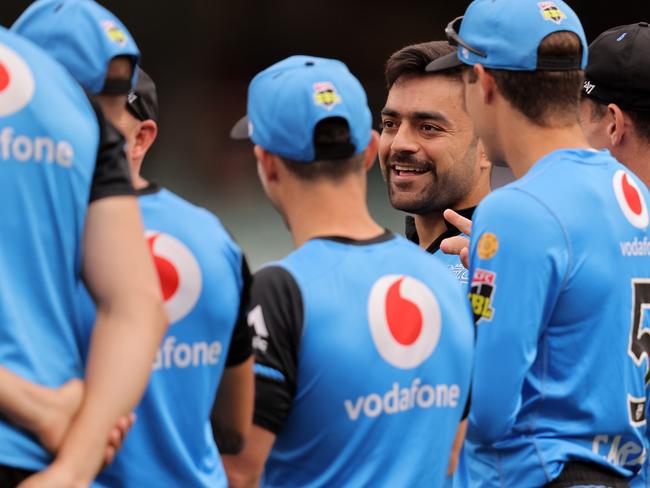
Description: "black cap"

(583, 22), (650, 111)
(126, 68), (159, 122)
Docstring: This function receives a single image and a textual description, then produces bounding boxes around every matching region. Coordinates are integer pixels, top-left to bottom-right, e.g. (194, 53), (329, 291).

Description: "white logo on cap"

(0, 43), (35, 117)
(462, 47), (470, 60)
(368, 275), (441, 369)
(583, 80), (596, 94)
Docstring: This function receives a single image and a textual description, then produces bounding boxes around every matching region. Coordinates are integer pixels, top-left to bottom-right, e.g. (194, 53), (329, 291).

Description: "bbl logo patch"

(477, 232), (499, 260)
(313, 81), (341, 111)
(469, 268), (496, 323)
(537, 2), (567, 24)
(101, 20), (128, 47)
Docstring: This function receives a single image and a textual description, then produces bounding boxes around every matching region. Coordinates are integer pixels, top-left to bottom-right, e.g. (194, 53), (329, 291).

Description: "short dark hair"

(385, 41), (462, 89)
(468, 32), (584, 127)
(585, 97), (650, 143)
(280, 118), (365, 181)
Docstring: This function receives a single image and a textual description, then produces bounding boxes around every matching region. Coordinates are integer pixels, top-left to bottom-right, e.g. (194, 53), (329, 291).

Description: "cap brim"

(230, 116), (250, 140)
(425, 52), (464, 73)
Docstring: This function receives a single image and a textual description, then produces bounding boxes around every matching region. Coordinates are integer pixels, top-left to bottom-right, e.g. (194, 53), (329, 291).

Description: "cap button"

(639, 22), (649, 27)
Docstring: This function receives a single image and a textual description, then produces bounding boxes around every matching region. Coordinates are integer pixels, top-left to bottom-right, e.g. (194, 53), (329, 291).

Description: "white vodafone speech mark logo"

(613, 170), (649, 229)
(0, 43), (35, 117)
(368, 275), (441, 369)
(146, 231), (202, 324)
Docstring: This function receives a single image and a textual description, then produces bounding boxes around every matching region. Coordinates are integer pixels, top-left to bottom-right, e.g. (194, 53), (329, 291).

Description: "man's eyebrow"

(380, 108), (451, 126)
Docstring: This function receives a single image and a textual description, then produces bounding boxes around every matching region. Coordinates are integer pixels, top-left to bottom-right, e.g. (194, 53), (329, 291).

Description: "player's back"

(89, 188), (246, 487)
(0, 27), (99, 470)
(261, 232), (473, 487)
(468, 148), (650, 485)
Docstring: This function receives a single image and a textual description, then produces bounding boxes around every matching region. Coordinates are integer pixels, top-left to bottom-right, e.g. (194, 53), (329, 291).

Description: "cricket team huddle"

(1, 0), (650, 487)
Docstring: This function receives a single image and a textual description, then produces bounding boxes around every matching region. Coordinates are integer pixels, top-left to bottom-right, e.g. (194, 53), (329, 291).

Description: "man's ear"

(476, 138), (492, 171)
(363, 130), (380, 172)
(132, 120), (157, 162)
(606, 103), (627, 148)
(475, 64), (496, 105)
(254, 145), (280, 183)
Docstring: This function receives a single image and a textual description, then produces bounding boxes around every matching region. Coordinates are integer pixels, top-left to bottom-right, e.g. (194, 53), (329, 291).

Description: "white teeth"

(393, 165), (426, 173)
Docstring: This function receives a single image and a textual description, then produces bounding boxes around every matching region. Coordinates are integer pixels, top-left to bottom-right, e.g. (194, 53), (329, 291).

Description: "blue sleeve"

(466, 188), (570, 444)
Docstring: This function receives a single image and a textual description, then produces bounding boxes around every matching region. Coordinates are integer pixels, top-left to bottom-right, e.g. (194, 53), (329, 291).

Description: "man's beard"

(385, 150), (475, 215)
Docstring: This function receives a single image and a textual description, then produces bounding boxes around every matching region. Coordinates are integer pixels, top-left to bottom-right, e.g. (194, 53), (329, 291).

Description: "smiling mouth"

(390, 164), (430, 177)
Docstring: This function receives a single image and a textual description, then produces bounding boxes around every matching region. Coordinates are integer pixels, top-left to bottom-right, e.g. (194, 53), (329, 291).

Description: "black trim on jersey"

(315, 229), (394, 246)
(405, 207), (476, 253)
(545, 461), (628, 487)
(250, 266), (304, 435)
(87, 94), (135, 203)
(0, 465), (34, 486)
(135, 182), (161, 196)
(225, 255), (254, 367)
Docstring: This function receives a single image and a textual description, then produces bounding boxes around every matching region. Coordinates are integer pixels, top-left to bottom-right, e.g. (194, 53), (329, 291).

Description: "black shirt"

(404, 207), (476, 254)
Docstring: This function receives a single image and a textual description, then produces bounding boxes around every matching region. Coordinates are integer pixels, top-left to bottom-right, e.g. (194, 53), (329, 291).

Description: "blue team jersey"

(250, 232), (474, 487)
(0, 27), (100, 471)
(466, 148), (650, 487)
(76, 187), (248, 487)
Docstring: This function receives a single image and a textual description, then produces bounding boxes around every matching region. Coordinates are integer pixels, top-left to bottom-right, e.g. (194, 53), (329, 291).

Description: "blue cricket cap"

(12, 0), (140, 95)
(231, 55), (372, 163)
(426, 0), (587, 73)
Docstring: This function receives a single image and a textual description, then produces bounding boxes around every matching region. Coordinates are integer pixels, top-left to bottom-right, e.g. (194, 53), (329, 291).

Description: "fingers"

(440, 236), (470, 256)
(460, 248), (470, 270)
(443, 209), (472, 236)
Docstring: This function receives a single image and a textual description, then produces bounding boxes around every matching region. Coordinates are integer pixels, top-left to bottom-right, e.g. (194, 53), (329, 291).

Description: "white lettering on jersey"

(248, 304), (269, 352)
(343, 378), (460, 421)
(152, 335), (222, 371)
(620, 237), (650, 257)
(0, 128), (73, 167)
(592, 435), (646, 467)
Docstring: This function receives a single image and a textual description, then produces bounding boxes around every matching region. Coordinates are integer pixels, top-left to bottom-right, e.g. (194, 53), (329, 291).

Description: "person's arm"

(222, 265), (303, 487)
(440, 209), (473, 269)
(19, 106), (167, 487)
(211, 256), (254, 454)
(467, 190), (569, 444)
(0, 369), (82, 453)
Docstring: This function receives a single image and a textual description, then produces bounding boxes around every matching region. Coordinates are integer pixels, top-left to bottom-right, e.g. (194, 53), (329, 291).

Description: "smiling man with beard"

(380, 41), (492, 283)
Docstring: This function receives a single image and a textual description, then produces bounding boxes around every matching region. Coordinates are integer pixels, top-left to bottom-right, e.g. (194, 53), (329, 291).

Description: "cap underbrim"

(425, 52), (464, 73)
(230, 116), (250, 140)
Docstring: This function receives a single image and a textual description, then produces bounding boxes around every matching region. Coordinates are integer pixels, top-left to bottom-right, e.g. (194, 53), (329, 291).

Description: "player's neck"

(502, 114), (590, 179)
(283, 178), (384, 248)
(413, 212), (447, 251)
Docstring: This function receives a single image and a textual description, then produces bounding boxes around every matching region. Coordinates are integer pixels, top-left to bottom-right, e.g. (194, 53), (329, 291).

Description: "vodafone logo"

(613, 170), (649, 229)
(146, 231), (202, 324)
(0, 43), (35, 117)
(368, 275), (441, 369)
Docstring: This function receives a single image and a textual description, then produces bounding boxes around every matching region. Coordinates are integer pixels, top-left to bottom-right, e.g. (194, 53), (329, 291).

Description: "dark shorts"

(0, 465), (35, 488)
(545, 461), (630, 488)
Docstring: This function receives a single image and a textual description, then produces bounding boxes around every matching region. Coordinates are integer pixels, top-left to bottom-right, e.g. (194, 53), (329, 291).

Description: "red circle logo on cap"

(0, 43), (35, 117)
(368, 275), (441, 369)
(613, 170), (649, 229)
(147, 231), (202, 324)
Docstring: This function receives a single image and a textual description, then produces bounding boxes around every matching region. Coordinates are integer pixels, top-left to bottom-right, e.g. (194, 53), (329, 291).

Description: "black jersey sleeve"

(225, 255), (253, 367)
(248, 265), (304, 435)
(87, 94), (134, 202)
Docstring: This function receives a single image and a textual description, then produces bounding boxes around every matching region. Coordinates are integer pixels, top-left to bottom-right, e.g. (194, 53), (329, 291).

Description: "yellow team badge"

(313, 81), (341, 111)
(477, 232), (499, 260)
(101, 20), (128, 47)
(537, 2), (567, 24)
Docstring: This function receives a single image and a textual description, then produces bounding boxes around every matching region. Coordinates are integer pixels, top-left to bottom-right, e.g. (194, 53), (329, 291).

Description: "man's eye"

(422, 124), (440, 132)
(381, 120), (396, 130)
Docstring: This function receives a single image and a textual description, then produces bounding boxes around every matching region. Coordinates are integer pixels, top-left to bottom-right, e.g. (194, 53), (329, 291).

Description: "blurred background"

(2, 1), (647, 268)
